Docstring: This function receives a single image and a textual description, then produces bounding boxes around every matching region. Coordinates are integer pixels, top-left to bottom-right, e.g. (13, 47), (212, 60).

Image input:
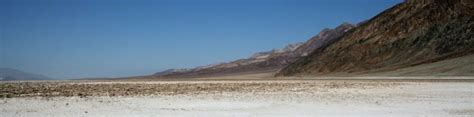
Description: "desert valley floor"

(1, 78), (473, 117)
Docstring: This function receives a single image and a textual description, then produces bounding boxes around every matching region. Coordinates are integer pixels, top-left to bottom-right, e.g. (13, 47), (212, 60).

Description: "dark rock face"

(153, 23), (355, 78)
(276, 0), (474, 76)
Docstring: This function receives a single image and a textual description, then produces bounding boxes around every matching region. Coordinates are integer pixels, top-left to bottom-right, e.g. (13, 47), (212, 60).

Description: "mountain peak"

(335, 22), (355, 32)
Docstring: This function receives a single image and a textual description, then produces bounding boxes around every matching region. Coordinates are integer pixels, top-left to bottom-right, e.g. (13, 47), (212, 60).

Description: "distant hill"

(0, 68), (51, 81)
(276, 0), (474, 76)
(151, 23), (356, 78)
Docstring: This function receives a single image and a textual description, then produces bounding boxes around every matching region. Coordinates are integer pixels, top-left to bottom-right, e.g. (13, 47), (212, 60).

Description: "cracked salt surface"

(1, 81), (473, 117)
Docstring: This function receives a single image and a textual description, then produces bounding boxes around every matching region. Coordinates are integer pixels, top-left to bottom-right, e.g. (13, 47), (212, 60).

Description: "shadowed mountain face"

(0, 68), (50, 81)
(277, 0), (474, 76)
(153, 23), (356, 78)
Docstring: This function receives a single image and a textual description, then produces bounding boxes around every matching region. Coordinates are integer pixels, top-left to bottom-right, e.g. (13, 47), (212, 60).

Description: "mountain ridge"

(276, 0), (474, 76)
(152, 23), (357, 78)
(0, 68), (51, 81)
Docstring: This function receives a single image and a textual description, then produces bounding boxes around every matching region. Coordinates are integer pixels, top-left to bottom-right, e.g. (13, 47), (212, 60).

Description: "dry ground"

(1, 79), (473, 117)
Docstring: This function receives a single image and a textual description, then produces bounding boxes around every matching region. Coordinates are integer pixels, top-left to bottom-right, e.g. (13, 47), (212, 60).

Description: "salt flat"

(1, 79), (473, 117)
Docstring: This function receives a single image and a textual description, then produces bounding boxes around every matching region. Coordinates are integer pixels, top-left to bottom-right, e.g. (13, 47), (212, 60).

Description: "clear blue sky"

(0, 0), (402, 79)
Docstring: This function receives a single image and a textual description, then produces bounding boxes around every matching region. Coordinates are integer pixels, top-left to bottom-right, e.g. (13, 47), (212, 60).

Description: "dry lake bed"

(1, 79), (473, 117)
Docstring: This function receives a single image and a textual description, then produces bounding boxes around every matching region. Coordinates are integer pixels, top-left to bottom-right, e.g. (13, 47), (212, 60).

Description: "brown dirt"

(0, 80), (408, 98)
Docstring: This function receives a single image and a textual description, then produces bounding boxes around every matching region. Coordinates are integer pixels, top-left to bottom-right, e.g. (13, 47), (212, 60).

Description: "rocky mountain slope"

(277, 0), (474, 76)
(153, 23), (356, 78)
(0, 68), (50, 81)
(360, 54), (474, 76)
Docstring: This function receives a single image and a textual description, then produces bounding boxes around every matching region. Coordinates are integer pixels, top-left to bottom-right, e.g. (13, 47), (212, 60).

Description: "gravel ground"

(1, 79), (473, 116)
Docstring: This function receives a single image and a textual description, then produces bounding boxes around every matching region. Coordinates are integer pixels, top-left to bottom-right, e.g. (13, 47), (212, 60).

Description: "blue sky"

(0, 0), (401, 79)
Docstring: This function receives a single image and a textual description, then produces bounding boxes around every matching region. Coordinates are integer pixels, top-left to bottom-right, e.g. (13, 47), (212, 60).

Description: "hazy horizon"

(1, 0), (401, 79)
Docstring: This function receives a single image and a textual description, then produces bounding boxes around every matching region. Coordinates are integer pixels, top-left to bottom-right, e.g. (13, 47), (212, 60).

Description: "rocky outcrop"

(276, 0), (474, 76)
(153, 23), (356, 78)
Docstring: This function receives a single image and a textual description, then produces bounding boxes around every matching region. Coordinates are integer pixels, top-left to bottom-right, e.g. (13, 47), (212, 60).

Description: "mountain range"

(276, 0), (474, 76)
(0, 68), (51, 81)
(148, 0), (473, 79)
(151, 23), (356, 78)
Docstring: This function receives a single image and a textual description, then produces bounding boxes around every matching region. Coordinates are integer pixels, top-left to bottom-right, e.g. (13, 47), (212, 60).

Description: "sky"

(0, 0), (402, 79)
